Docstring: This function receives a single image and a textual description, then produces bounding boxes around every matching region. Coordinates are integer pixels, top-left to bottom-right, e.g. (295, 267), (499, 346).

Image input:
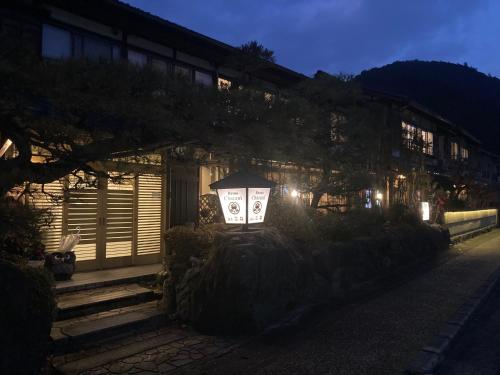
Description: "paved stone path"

(79, 229), (500, 375)
(76, 327), (240, 375)
(437, 267), (500, 375)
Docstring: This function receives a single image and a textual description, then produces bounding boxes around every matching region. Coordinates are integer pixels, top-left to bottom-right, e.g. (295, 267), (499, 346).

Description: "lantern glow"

(421, 201), (430, 221)
(210, 171), (275, 227)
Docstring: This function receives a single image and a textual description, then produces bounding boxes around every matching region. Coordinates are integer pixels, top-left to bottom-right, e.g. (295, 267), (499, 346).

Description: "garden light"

(210, 171), (276, 228)
(421, 201), (430, 221)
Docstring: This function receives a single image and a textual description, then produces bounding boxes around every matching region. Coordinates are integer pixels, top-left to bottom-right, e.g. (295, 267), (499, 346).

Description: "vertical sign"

(248, 187), (270, 224)
(217, 188), (246, 224)
(421, 201), (430, 221)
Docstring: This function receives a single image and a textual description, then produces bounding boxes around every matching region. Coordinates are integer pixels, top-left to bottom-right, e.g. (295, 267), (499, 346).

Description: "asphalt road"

(437, 271), (500, 375)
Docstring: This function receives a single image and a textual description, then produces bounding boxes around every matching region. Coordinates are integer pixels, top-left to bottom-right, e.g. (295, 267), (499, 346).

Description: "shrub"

(0, 197), (50, 261)
(384, 203), (420, 226)
(315, 208), (385, 242)
(175, 228), (319, 334)
(265, 199), (318, 244)
(0, 260), (55, 374)
(164, 226), (213, 282)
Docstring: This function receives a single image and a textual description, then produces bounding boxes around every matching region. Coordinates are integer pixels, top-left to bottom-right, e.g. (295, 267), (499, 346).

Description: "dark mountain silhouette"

(357, 60), (500, 153)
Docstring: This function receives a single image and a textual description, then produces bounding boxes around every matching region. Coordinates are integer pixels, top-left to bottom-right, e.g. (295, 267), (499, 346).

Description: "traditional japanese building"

(1, 0), (499, 272)
(0, 0), (305, 271)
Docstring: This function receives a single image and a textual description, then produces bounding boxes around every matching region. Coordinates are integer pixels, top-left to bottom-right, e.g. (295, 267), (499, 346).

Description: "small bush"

(164, 226), (213, 281)
(0, 197), (50, 261)
(384, 203), (420, 225)
(0, 260), (55, 374)
(315, 208), (385, 242)
(265, 200), (318, 244)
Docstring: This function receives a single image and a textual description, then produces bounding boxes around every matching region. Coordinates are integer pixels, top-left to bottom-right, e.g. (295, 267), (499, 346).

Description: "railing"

(443, 209), (498, 239)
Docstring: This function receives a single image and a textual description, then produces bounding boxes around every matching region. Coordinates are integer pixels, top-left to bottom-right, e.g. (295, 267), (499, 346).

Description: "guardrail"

(443, 209), (498, 240)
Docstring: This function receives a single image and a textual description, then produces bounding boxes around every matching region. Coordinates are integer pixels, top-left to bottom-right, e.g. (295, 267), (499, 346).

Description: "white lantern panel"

(218, 188), (247, 224)
(248, 188), (270, 224)
(422, 201), (430, 221)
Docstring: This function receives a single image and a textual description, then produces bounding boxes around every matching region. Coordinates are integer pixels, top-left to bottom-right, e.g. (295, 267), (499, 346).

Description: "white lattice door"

(34, 173), (164, 271)
(101, 178), (134, 268)
(135, 174), (163, 264)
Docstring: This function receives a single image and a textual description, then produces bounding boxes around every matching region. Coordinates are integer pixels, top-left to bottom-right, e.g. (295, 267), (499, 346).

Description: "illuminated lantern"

(209, 171), (276, 229)
(421, 201), (430, 221)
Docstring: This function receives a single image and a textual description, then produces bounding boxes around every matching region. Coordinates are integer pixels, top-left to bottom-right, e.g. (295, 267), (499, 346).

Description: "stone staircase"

(50, 267), (168, 373)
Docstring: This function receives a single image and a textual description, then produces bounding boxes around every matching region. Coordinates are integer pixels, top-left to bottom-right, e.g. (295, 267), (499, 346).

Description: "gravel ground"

(173, 229), (500, 375)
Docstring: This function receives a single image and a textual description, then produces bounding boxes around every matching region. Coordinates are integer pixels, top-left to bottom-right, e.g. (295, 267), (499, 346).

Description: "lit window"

(402, 121), (417, 149)
(128, 49), (147, 66)
(422, 130), (433, 155)
(451, 142), (459, 160)
(264, 92), (274, 102)
(461, 147), (469, 160)
(401, 122), (433, 155)
(218, 77), (231, 90)
(42, 24), (71, 59)
(195, 71), (213, 86)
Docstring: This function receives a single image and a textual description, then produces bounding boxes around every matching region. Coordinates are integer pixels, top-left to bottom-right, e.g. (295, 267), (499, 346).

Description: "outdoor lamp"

(375, 191), (383, 201)
(291, 189), (299, 198)
(421, 201), (430, 221)
(209, 171), (276, 229)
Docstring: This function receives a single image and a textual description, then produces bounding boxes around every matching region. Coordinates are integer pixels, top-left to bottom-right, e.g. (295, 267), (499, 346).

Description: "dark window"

(195, 70), (213, 86)
(175, 65), (192, 81)
(84, 35), (114, 60)
(42, 24), (71, 59)
(152, 58), (170, 73)
(42, 24), (120, 61)
(128, 49), (147, 66)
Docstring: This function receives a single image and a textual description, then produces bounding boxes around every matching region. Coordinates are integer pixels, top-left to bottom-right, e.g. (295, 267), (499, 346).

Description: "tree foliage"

(0, 42), (294, 195)
(292, 71), (388, 207)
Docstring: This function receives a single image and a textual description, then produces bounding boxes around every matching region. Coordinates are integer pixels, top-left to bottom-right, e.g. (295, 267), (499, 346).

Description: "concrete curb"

(405, 267), (500, 375)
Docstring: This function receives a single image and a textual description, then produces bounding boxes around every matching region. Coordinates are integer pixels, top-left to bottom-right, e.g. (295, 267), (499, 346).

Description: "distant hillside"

(357, 60), (500, 153)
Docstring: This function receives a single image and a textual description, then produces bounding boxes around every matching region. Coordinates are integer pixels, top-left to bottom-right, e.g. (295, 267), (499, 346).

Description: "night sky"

(125, 0), (499, 78)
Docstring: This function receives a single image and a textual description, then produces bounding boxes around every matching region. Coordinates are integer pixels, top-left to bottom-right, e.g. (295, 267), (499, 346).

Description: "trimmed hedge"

(0, 260), (55, 374)
(312, 223), (450, 295)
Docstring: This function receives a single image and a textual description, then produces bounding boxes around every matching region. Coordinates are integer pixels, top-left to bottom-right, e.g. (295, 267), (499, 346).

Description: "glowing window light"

(0, 139), (13, 158)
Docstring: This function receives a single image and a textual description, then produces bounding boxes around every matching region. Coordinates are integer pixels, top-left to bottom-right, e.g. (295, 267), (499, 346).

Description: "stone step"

(51, 301), (167, 354)
(56, 283), (160, 320)
(55, 264), (161, 294)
